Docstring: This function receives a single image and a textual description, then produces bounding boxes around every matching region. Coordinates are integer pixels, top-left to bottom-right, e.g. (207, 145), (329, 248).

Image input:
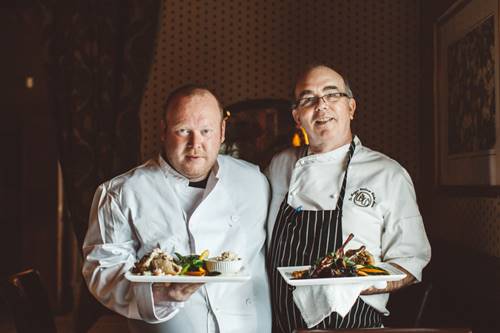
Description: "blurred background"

(1, 0), (499, 332)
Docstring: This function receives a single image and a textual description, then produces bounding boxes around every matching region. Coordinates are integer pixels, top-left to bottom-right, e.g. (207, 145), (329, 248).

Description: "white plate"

(125, 270), (251, 283)
(277, 263), (406, 286)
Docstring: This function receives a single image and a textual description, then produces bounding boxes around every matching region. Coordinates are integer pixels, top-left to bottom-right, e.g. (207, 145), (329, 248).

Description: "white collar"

(298, 136), (362, 164)
(156, 153), (221, 185)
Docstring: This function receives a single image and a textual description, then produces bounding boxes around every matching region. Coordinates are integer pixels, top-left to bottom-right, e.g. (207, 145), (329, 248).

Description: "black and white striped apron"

(268, 139), (382, 333)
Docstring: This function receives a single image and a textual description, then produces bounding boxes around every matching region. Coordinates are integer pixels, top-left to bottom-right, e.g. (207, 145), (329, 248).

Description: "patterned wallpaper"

(429, 196), (500, 256)
(138, 0), (500, 256)
(139, 0), (421, 181)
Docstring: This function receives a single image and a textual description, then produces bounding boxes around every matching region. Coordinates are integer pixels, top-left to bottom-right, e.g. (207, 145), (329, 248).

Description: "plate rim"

(124, 270), (251, 283)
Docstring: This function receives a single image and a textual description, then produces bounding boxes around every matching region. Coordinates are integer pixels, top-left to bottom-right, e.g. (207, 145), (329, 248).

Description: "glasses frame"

(294, 92), (351, 109)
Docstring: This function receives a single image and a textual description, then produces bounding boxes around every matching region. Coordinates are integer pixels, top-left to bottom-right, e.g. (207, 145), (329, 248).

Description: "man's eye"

(177, 129), (190, 136)
(326, 93), (340, 98)
(300, 97), (316, 106)
(201, 129), (212, 135)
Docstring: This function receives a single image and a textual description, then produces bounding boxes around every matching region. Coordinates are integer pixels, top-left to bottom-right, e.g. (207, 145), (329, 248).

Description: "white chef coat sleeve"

(264, 150), (294, 246)
(82, 184), (183, 323)
(264, 163), (277, 245)
(380, 168), (431, 282)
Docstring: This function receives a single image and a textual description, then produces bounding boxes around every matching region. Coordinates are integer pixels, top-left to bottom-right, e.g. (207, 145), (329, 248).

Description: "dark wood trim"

(435, 0), (472, 25)
(435, 185), (500, 197)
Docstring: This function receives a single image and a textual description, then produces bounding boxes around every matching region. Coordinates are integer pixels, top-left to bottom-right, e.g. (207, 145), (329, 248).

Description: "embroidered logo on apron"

(349, 188), (376, 207)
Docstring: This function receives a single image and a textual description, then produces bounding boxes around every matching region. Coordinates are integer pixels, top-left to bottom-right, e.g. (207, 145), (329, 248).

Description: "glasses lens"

(297, 93), (348, 108)
(325, 93), (341, 103)
(298, 97), (317, 108)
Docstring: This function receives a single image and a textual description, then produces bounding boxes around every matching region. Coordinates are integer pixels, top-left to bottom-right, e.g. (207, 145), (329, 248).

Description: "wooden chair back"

(0, 268), (57, 333)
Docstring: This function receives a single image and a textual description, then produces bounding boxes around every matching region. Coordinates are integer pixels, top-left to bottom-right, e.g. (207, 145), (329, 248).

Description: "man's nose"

(188, 131), (202, 147)
(315, 96), (328, 111)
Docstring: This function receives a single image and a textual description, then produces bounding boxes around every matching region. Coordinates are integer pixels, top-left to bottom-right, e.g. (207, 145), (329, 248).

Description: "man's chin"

(185, 173), (209, 182)
(309, 128), (335, 140)
(180, 166), (210, 181)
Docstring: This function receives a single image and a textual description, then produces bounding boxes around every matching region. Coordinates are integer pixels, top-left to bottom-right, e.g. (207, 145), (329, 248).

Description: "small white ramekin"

(205, 258), (243, 274)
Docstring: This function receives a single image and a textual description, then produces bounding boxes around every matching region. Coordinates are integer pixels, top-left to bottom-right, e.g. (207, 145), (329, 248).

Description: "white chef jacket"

(82, 154), (272, 333)
(266, 136), (431, 315)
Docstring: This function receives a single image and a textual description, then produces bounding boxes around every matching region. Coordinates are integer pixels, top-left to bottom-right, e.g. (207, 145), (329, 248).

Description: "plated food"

(291, 233), (389, 279)
(132, 248), (183, 276)
(131, 248), (242, 277)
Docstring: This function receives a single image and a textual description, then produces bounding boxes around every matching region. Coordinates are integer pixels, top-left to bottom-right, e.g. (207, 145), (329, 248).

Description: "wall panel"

(420, 0), (500, 257)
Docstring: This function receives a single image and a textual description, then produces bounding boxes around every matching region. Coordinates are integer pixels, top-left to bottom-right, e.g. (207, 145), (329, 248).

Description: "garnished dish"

(291, 233), (389, 279)
(131, 249), (243, 277)
(126, 249), (250, 283)
(132, 248), (210, 276)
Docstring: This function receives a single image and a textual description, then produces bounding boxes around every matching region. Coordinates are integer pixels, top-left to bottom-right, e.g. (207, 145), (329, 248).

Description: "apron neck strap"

(336, 137), (356, 210)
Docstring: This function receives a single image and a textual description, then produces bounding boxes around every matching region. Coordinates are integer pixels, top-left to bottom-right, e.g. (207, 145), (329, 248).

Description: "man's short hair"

(162, 84), (225, 120)
(292, 63), (354, 99)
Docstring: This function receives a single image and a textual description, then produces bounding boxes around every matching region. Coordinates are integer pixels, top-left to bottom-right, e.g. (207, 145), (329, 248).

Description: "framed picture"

(434, 0), (500, 194)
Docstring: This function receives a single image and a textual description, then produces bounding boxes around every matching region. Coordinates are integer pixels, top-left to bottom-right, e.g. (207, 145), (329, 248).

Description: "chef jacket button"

(231, 215), (239, 222)
(245, 298), (252, 305)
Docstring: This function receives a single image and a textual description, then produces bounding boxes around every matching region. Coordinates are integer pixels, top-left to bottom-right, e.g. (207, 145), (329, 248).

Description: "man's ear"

(220, 118), (226, 143)
(292, 108), (301, 126)
(348, 98), (356, 120)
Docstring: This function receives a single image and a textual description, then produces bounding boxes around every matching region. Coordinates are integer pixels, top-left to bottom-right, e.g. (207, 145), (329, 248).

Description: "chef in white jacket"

(82, 84), (272, 333)
(266, 65), (431, 332)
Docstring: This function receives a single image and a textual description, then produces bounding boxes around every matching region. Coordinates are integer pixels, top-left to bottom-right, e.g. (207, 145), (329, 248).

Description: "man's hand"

(152, 282), (204, 302)
(360, 263), (416, 295)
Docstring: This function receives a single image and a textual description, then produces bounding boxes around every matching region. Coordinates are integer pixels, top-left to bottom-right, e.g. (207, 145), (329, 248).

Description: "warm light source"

(291, 126), (309, 147)
(300, 127), (309, 145)
(292, 132), (301, 147)
(25, 76), (34, 89)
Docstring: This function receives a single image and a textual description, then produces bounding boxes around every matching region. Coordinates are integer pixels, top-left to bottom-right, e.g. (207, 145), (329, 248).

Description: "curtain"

(44, 0), (161, 329)
(47, 0), (160, 247)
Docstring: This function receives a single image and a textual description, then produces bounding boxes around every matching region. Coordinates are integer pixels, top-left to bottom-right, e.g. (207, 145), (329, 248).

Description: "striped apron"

(268, 140), (382, 333)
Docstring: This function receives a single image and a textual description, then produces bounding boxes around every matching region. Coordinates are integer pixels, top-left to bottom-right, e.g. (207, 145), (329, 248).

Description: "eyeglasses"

(295, 92), (350, 108)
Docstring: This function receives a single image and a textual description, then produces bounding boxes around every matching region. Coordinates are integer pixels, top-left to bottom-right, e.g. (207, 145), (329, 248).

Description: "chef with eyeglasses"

(266, 64), (431, 332)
